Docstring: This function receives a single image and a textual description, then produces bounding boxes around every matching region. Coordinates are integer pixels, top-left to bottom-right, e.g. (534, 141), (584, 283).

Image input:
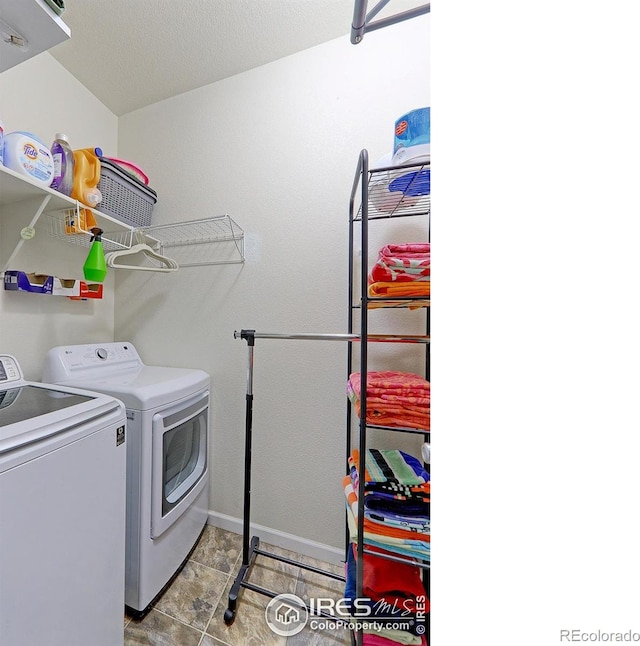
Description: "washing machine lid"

(0, 384), (94, 423)
(0, 382), (123, 455)
(56, 366), (209, 410)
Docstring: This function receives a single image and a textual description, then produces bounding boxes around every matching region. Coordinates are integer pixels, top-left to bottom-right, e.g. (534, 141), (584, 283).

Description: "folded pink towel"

(370, 243), (430, 283)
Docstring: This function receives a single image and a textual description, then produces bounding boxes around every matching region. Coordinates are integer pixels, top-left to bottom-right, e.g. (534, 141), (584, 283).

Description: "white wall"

(0, 54), (118, 379)
(116, 16), (430, 554)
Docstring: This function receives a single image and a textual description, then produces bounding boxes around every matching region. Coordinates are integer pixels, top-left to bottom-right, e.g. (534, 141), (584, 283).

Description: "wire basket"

(96, 158), (157, 228)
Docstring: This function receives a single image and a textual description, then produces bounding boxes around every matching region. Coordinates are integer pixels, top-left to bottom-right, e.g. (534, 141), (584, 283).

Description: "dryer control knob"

(96, 348), (108, 360)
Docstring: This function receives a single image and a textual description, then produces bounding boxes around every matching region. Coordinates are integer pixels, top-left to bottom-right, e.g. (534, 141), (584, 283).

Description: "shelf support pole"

(240, 329), (255, 566)
(1, 194), (51, 274)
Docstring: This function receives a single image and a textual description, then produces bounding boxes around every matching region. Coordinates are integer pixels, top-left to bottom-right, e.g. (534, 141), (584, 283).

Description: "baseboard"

(207, 510), (345, 566)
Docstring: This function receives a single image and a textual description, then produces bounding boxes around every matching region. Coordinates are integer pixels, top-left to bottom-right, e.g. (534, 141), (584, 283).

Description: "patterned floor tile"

(190, 526), (243, 574)
(124, 609), (202, 646)
(153, 560), (229, 631)
(205, 556), (290, 646)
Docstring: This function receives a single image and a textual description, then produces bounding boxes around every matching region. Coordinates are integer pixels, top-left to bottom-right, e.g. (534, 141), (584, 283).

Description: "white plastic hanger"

(104, 243), (179, 272)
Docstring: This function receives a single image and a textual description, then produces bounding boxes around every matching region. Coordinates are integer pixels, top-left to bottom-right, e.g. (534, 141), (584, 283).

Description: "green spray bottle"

(83, 227), (107, 282)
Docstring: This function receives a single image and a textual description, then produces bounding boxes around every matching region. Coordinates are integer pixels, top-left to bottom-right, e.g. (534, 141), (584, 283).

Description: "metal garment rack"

(351, 0), (430, 44)
(223, 329), (429, 630)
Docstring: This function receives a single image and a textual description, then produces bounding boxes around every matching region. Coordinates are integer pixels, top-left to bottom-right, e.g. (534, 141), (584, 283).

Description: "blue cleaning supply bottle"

(50, 133), (75, 196)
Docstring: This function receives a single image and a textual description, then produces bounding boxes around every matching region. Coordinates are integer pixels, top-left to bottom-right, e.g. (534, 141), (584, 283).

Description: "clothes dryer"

(42, 342), (210, 615)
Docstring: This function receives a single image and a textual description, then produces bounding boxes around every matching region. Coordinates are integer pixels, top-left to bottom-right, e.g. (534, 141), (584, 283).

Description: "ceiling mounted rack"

(351, 0), (430, 44)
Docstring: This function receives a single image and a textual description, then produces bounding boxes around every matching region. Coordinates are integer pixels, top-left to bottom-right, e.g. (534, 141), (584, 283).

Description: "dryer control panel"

(42, 343), (144, 382)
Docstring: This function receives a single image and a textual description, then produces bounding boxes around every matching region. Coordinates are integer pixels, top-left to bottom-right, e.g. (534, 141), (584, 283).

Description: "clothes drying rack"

(223, 328), (429, 631)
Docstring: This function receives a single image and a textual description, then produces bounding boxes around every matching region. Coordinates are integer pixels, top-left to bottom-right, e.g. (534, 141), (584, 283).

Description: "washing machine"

(42, 342), (210, 615)
(0, 354), (127, 646)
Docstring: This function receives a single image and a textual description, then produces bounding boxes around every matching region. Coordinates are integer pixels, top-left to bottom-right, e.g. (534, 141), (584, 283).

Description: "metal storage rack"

(223, 151), (430, 646)
(348, 149), (431, 645)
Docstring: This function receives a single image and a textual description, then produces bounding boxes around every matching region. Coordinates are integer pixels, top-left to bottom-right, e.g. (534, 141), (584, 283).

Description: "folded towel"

(348, 372), (430, 431)
(369, 281), (431, 299)
(370, 243), (430, 283)
(349, 448), (428, 487)
(364, 508), (430, 533)
(349, 371), (430, 399)
(344, 545), (428, 637)
(353, 543), (427, 608)
(344, 477), (429, 542)
(367, 448), (428, 485)
(346, 502), (430, 561)
(379, 243), (430, 257)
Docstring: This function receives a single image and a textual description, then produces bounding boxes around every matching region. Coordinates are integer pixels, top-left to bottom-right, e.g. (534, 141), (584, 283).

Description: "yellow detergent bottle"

(68, 148), (102, 233)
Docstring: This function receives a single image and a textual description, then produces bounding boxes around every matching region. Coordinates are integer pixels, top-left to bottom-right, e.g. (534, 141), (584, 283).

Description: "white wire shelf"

(1, 165), (244, 270)
(46, 211), (137, 252)
(46, 212), (244, 266)
(354, 159), (430, 221)
(142, 215), (245, 267)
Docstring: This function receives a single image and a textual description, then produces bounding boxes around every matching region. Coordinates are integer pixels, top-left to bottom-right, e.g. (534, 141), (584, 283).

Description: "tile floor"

(123, 525), (351, 646)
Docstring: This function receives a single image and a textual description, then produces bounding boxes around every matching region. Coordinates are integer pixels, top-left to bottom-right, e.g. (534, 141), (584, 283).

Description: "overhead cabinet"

(0, 0), (70, 73)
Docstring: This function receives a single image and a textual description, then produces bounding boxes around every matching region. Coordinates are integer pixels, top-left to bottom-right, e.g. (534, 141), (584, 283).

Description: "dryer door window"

(162, 409), (206, 515)
(151, 391), (209, 539)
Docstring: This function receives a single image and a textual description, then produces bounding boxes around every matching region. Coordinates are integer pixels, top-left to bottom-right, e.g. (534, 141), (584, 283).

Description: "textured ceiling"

(49, 0), (424, 116)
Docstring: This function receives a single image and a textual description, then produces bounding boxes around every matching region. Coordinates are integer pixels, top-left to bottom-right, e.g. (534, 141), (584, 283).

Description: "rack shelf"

(140, 216), (244, 267)
(1, 165), (244, 269)
(47, 213), (245, 266)
(352, 158), (430, 221)
(0, 164), (74, 211)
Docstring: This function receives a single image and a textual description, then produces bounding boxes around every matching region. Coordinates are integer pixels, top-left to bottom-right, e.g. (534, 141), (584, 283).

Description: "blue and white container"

(392, 107), (430, 165)
(3, 131), (54, 186)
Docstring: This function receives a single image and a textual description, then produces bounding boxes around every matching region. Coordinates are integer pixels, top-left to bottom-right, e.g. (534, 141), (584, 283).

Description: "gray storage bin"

(96, 158), (157, 228)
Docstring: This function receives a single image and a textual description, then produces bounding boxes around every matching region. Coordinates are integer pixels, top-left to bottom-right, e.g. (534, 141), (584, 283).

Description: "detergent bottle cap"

(84, 187), (102, 207)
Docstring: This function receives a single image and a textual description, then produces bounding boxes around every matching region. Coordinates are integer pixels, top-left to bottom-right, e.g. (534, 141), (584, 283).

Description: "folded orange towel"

(369, 281), (430, 298)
